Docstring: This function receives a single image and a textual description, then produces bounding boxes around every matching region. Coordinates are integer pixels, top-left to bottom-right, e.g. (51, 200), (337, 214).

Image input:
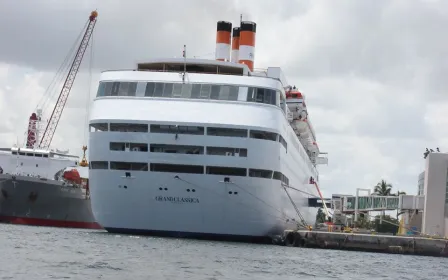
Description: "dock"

(278, 230), (448, 257)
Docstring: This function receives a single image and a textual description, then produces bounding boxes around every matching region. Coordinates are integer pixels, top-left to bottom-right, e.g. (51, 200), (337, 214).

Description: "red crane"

(36, 11), (98, 149)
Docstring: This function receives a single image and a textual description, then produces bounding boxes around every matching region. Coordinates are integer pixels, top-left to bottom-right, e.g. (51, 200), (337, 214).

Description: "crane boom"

(38, 11), (98, 149)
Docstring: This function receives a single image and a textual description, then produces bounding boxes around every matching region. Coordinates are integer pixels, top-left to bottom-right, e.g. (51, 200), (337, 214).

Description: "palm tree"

(373, 180), (393, 196)
(373, 180), (393, 221)
(395, 191), (406, 196)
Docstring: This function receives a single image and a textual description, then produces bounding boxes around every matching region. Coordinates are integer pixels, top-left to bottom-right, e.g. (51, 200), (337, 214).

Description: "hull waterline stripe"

(105, 227), (273, 244)
(0, 215), (103, 229)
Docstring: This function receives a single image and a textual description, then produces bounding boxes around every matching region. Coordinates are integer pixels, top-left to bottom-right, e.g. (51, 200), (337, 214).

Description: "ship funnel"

(238, 21), (256, 71)
(215, 21), (232, 62)
(231, 27), (240, 63)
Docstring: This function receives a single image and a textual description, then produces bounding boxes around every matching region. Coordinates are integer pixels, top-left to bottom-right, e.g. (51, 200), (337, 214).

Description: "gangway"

(308, 198), (332, 208)
(333, 194), (425, 213)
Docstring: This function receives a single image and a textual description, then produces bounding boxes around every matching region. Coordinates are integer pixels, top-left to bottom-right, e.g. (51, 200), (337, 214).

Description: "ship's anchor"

(29, 191), (38, 202)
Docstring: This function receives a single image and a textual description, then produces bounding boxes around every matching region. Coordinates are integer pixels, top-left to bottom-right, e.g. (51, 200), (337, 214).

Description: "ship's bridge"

(137, 58), (249, 76)
(134, 58), (290, 88)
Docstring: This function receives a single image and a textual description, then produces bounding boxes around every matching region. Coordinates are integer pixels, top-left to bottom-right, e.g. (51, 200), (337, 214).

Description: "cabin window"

(280, 92), (286, 113)
(273, 171), (282, 180)
(136, 82), (147, 97)
(110, 161), (148, 171)
(97, 81), (281, 106)
(111, 82), (120, 96)
(210, 85), (220, 99)
(90, 161), (109, 169)
(150, 144), (203, 154)
(172, 84), (183, 97)
(110, 142), (148, 152)
(250, 130), (277, 141)
(96, 82), (106, 97)
(155, 83), (165, 97)
(249, 169), (273, 179)
(90, 123), (108, 132)
(199, 84), (211, 99)
(279, 135), (287, 150)
(150, 163), (204, 174)
(145, 82), (155, 96)
(150, 124), (204, 135)
(247, 87), (277, 105)
(281, 174), (289, 185)
(191, 84), (201, 99)
(118, 82), (130, 96)
(181, 84), (192, 98)
(206, 147), (247, 157)
(206, 166), (247, 176)
(163, 83), (174, 97)
(206, 127), (247, 138)
(110, 123), (148, 133)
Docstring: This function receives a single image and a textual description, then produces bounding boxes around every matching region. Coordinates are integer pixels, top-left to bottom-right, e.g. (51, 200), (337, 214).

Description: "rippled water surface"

(1, 224), (447, 279)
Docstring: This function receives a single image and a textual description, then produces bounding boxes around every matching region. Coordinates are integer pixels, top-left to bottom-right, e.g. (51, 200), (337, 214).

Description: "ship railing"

(101, 69), (246, 76)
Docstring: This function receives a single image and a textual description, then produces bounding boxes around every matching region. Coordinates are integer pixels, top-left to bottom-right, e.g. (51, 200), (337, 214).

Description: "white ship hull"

(89, 95), (320, 241)
(88, 51), (326, 242)
(90, 171), (317, 240)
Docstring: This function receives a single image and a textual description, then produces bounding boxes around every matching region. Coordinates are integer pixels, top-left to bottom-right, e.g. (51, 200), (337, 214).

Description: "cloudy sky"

(0, 0), (447, 197)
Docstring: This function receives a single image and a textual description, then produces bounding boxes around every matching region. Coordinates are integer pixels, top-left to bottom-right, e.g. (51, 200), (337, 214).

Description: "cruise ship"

(88, 20), (328, 242)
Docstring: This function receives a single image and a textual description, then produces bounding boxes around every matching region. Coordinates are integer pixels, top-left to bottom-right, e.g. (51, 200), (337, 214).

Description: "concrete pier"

(280, 230), (448, 257)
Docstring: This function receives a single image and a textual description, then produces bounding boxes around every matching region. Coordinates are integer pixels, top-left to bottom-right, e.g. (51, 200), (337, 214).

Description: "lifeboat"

(309, 141), (319, 154)
(285, 87), (321, 157)
(63, 168), (82, 185)
(286, 90), (315, 141)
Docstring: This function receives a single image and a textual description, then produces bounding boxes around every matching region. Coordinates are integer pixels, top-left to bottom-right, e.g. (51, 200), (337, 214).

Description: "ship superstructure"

(88, 19), (328, 241)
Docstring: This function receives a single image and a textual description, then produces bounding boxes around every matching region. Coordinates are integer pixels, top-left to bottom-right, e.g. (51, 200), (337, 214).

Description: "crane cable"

(281, 183), (309, 228)
(83, 27), (95, 146)
(23, 20), (89, 147)
(36, 20), (89, 114)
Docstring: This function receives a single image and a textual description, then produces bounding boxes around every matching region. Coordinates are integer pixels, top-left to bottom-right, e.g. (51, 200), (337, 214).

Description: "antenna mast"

(182, 44), (187, 83)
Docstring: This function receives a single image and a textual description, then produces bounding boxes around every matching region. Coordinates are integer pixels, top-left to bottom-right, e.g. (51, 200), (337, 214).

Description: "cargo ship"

(0, 10), (101, 229)
(0, 125), (101, 229)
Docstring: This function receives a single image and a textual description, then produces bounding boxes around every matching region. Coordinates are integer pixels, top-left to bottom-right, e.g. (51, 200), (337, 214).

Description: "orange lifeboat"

(286, 90), (303, 100)
(62, 169), (82, 185)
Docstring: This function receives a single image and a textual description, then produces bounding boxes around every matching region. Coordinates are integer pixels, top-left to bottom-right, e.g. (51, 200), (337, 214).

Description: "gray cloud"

(286, 0), (448, 97)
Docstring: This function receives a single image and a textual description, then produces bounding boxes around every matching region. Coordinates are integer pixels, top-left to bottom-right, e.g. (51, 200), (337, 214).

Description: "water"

(1, 224), (447, 280)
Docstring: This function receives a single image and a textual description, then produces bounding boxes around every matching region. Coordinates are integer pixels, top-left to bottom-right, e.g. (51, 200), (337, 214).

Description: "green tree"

(373, 180), (393, 196)
(395, 191), (406, 196)
(315, 208), (326, 225)
(355, 212), (373, 229)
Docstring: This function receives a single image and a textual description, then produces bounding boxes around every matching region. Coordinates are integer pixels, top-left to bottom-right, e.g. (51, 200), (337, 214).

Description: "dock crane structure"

(25, 11), (98, 164)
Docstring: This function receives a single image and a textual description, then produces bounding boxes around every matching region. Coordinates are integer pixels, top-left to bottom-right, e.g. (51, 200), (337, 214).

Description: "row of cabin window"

(96, 81), (279, 105)
(110, 143), (248, 157)
(11, 151), (49, 158)
(91, 123), (279, 141)
(90, 161), (289, 182)
(91, 123), (288, 151)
